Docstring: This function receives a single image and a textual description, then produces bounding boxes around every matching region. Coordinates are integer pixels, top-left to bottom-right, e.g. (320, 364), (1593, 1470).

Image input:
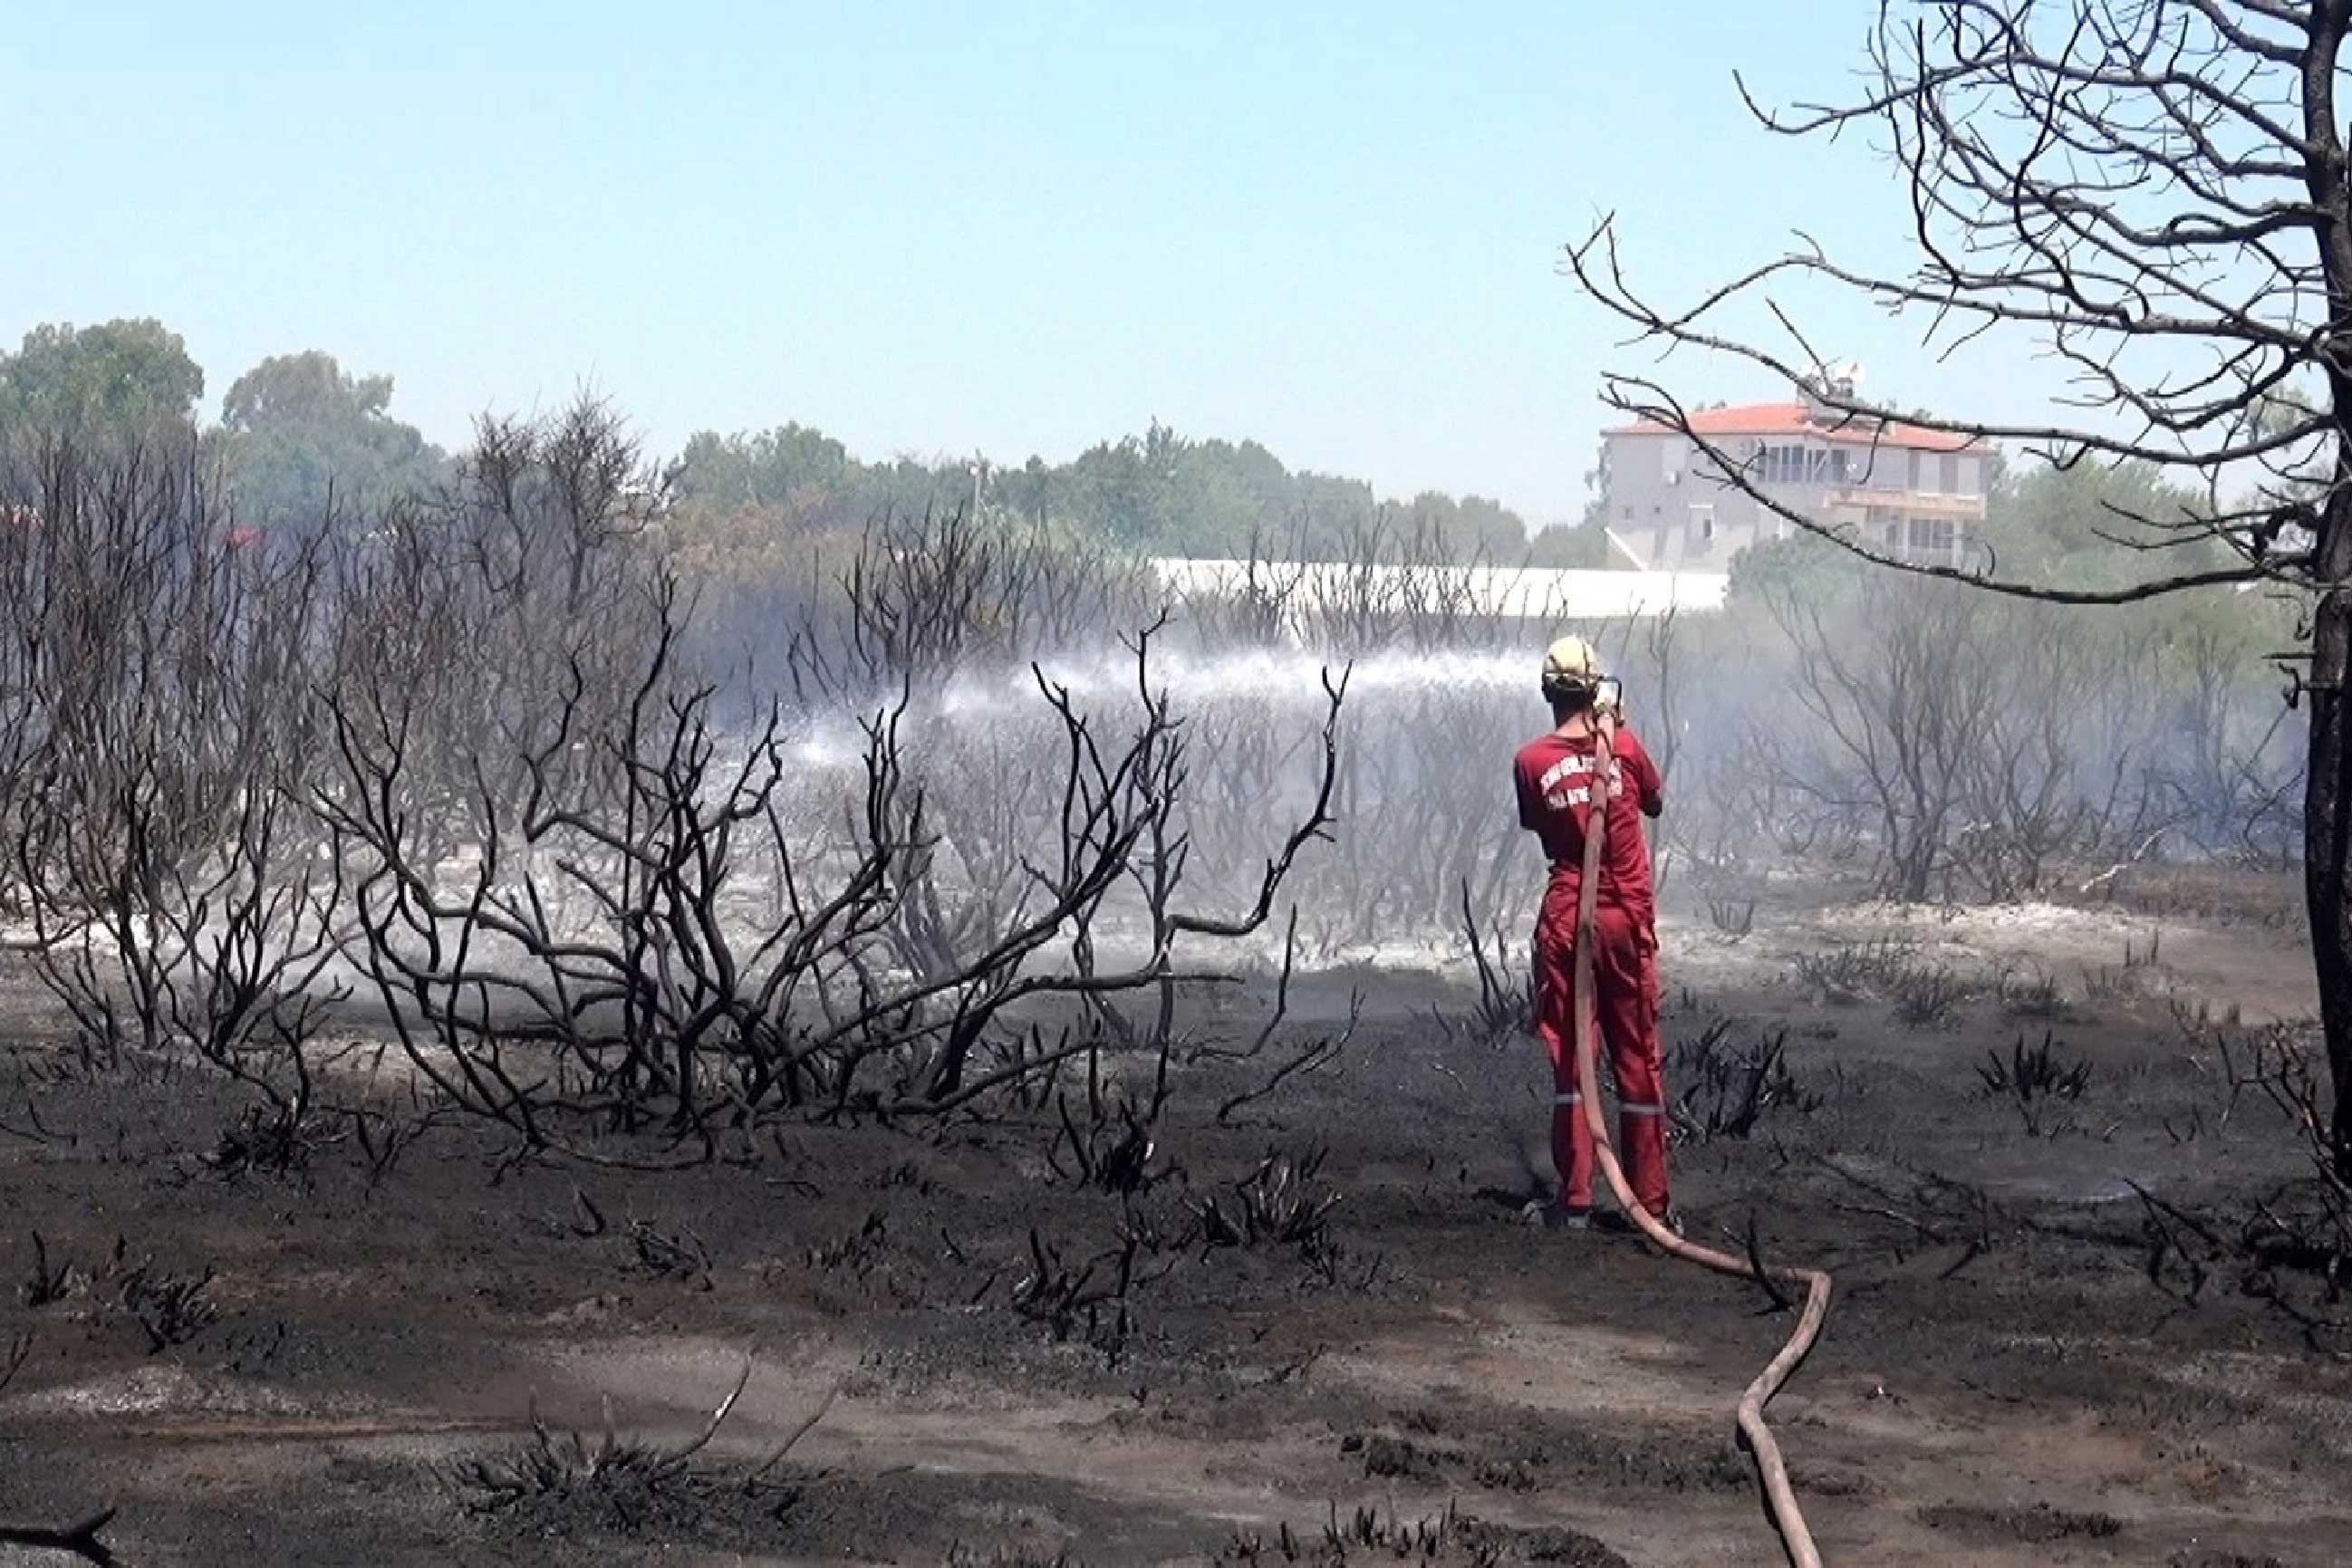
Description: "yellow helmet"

(1541, 635), (1603, 696)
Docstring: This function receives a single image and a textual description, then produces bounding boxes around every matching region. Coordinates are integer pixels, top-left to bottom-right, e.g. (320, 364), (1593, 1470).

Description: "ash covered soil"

(2, 872), (2347, 1567)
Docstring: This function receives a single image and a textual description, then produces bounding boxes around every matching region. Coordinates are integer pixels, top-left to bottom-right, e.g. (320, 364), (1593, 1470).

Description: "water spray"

(788, 646), (1547, 770)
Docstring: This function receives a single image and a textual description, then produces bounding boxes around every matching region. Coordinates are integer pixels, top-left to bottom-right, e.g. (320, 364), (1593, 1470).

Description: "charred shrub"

(1704, 897), (1756, 942)
(204, 1103), (326, 1179)
(1976, 1031), (2091, 1137)
(108, 1239), (220, 1353)
(1993, 963), (2068, 1020)
(1315, 1505), (1491, 1568)
(2079, 962), (2140, 1002)
(2173, 1012), (2351, 1295)
(1891, 963), (1975, 1027)
(14, 1232), (221, 1351)
(1049, 1092), (1162, 1195)
(626, 1217), (715, 1287)
(1445, 890), (1536, 1044)
(1976, 1031), (2091, 1105)
(444, 1360), (819, 1538)
(1791, 939), (1978, 1023)
(2081, 931), (2166, 1003)
(1218, 1504), (1630, 1568)
(17, 1232), (74, 1309)
(1791, 938), (1921, 1005)
(948, 1549), (1089, 1568)
(1360, 1433), (1455, 1483)
(450, 1414), (714, 1526)
(1669, 1023), (1821, 1143)
(1194, 1148), (1344, 1254)
(807, 1211), (889, 1276)
(1917, 1501), (2120, 1544)
(448, 1391), (746, 1533)
(1009, 1227), (1146, 1361)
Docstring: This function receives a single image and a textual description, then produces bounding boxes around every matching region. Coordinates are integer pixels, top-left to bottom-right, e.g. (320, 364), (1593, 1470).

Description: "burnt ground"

(2, 873), (2349, 1567)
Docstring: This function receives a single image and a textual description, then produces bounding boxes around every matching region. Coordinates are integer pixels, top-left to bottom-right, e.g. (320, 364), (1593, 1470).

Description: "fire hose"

(1570, 708), (1834, 1568)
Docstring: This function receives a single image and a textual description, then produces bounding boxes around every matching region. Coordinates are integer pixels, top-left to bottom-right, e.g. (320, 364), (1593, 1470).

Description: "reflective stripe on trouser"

(1531, 897), (1670, 1216)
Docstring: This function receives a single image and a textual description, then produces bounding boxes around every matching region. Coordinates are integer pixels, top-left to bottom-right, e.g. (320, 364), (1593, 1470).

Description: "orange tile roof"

(1607, 401), (1981, 454)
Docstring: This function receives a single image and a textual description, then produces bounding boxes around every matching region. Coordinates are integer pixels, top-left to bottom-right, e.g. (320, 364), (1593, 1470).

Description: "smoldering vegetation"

(0, 398), (2312, 1165)
(5, 399), (2350, 1568)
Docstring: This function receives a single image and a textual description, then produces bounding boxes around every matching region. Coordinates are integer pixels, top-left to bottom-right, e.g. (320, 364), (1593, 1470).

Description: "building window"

(1756, 443), (1825, 485)
(1846, 448), (1898, 488)
(1913, 450), (1944, 495)
(1907, 515), (1955, 559)
(1688, 504), (1715, 548)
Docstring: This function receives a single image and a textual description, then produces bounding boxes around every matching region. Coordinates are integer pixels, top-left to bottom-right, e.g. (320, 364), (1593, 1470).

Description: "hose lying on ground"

(1569, 709), (1835, 1568)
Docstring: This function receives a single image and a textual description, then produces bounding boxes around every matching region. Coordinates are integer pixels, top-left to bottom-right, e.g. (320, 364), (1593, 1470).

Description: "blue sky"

(1, 3), (2054, 524)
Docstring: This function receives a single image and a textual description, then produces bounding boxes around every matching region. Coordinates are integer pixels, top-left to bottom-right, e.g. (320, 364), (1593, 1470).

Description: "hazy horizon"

(4, 3), (2074, 526)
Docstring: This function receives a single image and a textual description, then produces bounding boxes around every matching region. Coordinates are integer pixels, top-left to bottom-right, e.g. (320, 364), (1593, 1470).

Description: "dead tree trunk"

(2300, 11), (2352, 1179)
(2308, 500), (2352, 1176)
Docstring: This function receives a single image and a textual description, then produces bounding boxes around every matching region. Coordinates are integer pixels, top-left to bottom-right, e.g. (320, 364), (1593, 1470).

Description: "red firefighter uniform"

(1511, 721), (1669, 1217)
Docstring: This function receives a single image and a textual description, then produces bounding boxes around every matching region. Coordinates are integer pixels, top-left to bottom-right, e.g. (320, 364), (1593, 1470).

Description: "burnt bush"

(1892, 964), (1977, 1028)
(948, 1549), (1089, 1568)
(1917, 1501), (2121, 1544)
(204, 1102), (331, 1179)
(446, 1358), (830, 1537)
(1194, 1148), (1344, 1255)
(448, 1362), (766, 1533)
(2170, 1013), (2350, 1312)
(1976, 1032), (2092, 1104)
(1790, 938), (1923, 1005)
(1993, 963), (2068, 1019)
(0, 420), (1360, 1163)
(450, 1415), (719, 1527)
(624, 1217), (714, 1287)
(1975, 1032), (2092, 1139)
(1008, 1227), (1153, 1361)
(1750, 573), (2297, 905)
(1049, 1091), (1164, 1196)
(1789, 940), (1979, 1024)
(14, 1232), (221, 1352)
(16, 1232), (72, 1309)
(1668, 1023), (1823, 1143)
(1218, 1504), (1631, 1568)
(1704, 897), (1756, 941)
(108, 1240), (219, 1353)
(1441, 889), (1537, 1045)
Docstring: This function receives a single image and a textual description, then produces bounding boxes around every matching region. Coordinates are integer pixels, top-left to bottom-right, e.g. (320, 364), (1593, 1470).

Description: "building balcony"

(1826, 486), (1986, 519)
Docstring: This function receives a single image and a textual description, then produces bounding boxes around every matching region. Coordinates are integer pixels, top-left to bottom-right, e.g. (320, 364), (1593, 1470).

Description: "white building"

(1601, 392), (1992, 572)
(1148, 558), (1722, 645)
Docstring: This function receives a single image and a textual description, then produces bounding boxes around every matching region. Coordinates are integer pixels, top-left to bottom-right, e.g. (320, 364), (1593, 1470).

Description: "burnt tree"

(1565, 0), (2352, 1174)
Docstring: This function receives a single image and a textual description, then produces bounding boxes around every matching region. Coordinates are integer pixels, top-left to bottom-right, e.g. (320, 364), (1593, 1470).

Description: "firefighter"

(1510, 635), (1675, 1233)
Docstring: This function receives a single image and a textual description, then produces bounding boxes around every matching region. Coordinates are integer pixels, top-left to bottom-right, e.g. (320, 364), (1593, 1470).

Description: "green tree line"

(670, 417), (1610, 565)
(0, 315), (2260, 593)
(0, 317), (1612, 568)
